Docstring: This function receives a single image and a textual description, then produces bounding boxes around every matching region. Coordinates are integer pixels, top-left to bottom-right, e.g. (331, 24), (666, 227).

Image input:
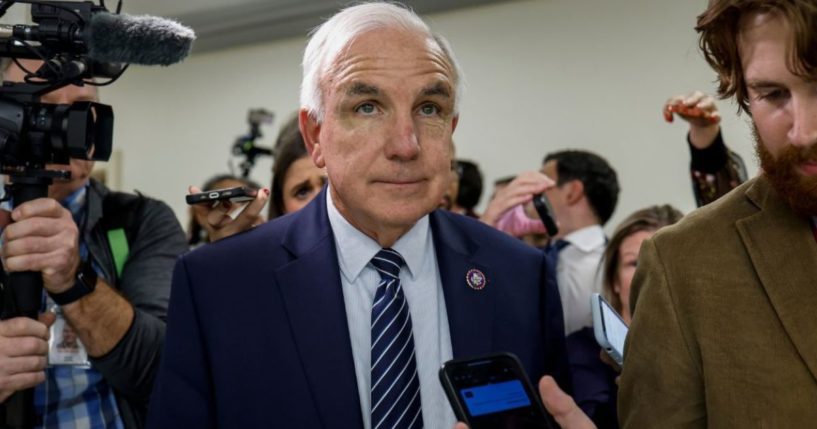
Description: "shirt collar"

(326, 187), (429, 283)
(61, 185), (87, 219)
(563, 224), (606, 253)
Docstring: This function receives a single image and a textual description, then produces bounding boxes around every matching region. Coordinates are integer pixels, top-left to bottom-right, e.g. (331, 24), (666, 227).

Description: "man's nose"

(788, 94), (817, 147)
(385, 114), (420, 161)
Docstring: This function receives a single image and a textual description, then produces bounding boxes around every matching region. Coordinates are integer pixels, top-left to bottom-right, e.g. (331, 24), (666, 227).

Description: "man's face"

(61, 324), (78, 347)
(4, 60), (99, 201)
(739, 13), (817, 215)
(303, 28), (458, 241)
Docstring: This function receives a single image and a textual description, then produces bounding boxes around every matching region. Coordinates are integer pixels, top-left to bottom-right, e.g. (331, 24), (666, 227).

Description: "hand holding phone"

(440, 352), (555, 429)
(532, 193), (559, 237)
(590, 293), (628, 367)
(185, 186), (259, 205)
(187, 185), (269, 243)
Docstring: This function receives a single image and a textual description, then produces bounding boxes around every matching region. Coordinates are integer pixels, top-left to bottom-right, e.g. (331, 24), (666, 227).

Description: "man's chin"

(758, 143), (817, 216)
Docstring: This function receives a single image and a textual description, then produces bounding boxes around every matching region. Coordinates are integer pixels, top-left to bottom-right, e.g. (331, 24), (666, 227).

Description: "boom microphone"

(86, 13), (196, 66)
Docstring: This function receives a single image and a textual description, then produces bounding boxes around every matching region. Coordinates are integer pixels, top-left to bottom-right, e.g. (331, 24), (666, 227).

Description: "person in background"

(621, 1), (817, 425)
(187, 174), (262, 247)
(269, 114), (326, 219)
(541, 150), (620, 336)
(567, 204), (683, 428)
(664, 90), (748, 206)
(189, 114), (325, 245)
(451, 160), (483, 217)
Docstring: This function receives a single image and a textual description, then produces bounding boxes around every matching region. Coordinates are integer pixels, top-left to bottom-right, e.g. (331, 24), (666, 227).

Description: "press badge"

(48, 306), (90, 367)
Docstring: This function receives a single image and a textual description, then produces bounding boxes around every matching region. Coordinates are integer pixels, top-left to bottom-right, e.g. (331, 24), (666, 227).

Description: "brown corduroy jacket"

(619, 175), (817, 428)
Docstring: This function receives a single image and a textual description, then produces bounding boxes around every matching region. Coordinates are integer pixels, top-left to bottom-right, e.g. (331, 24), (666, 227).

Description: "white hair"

(300, 2), (464, 122)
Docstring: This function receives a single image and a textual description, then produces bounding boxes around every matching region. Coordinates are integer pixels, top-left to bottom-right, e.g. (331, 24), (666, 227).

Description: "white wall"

(103, 0), (756, 232)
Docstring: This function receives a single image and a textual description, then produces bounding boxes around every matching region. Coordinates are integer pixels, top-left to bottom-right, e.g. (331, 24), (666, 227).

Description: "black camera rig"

(0, 2), (118, 427)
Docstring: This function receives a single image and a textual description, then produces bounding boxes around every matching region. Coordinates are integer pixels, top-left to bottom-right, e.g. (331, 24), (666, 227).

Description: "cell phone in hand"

(591, 293), (628, 367)
(185, 186), (258, 205)
(439, 352), (555, 429)
(532, 193), (559, 237)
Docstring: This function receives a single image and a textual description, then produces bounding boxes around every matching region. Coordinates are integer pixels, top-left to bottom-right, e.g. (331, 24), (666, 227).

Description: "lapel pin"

(466, 268), (487, 290)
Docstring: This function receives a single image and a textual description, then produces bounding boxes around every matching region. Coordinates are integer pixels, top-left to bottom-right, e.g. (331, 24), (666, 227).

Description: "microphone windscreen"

(86, 13), (196, 66)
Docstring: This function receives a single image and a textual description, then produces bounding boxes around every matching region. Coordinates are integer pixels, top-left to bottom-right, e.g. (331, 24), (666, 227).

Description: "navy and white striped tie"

(370, 248), (423, 429)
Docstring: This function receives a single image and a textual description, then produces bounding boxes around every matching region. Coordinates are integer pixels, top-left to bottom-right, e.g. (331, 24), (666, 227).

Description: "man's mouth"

(797, 160), (817, 176)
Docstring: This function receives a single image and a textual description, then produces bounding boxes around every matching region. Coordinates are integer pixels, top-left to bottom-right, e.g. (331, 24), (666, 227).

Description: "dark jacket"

(76, 179), (187, 429)
(621, 176), (817, 427)
(147, 187), (570, 428)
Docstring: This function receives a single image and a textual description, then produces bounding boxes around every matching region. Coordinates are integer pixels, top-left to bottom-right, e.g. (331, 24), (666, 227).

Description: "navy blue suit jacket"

(147, 190), (569, 428)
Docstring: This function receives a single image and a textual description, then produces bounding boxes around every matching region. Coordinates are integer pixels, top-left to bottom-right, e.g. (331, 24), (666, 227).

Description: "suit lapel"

(274, 189), (363, 429)
(737, 177), (817, 384)
(430, 211), (494, 358)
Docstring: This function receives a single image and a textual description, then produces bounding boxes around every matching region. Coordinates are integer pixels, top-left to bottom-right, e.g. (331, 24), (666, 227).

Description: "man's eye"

(419, 104), (440, 116)
(356, 103), (378, 115)
(758, 88), (789, 102)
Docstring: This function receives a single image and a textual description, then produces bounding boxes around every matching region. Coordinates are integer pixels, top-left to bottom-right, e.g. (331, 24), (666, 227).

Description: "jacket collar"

(275, 189), (497, 426)
(737, 175), (817, 383)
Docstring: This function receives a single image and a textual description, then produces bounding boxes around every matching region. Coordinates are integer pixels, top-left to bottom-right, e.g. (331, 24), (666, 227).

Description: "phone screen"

(440, 353), (553, 429)
(599, 298), (628, 357)
(461, 379), (531, 416)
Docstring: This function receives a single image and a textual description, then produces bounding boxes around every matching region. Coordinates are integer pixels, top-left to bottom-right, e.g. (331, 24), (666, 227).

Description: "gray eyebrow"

(421, 82), (451, 99)
(346, 82), (380, 97)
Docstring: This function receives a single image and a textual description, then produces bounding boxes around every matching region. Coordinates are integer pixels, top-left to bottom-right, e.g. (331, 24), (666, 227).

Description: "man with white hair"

(148, 3), (569, 428)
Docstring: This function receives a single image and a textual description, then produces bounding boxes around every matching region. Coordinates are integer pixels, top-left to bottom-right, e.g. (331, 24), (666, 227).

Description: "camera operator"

(0, 59), (188, 428)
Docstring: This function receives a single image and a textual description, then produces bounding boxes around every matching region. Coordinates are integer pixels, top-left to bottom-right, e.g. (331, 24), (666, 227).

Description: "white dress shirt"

(556, 225), (606, 335)
(326, 190), (456, 429)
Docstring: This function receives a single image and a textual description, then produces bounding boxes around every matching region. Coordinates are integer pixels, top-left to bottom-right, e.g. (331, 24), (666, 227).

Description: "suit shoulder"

(184, 213), (294, 266)
(436, 210), (544, 260)
(652, 177), (758, 246)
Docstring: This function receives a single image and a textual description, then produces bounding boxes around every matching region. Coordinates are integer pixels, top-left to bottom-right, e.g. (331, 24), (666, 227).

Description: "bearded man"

(619, 1), (817, 427)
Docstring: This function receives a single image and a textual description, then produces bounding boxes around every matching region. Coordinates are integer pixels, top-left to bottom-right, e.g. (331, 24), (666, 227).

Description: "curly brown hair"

(696, 0), (817, 113)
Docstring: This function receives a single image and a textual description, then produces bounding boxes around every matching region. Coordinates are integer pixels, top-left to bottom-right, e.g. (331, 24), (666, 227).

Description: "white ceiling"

(121, 0), (273, 18)
(117, 0), (517, 53)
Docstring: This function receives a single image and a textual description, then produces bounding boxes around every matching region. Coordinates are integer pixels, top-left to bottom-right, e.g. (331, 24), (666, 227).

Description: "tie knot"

(544, 239), (569, 266)
(548, 239), (570, 253)
(371, 248), (404, 281)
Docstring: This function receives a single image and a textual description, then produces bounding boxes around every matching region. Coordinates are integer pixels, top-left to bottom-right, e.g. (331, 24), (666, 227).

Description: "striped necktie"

(370, 248), (423, 429)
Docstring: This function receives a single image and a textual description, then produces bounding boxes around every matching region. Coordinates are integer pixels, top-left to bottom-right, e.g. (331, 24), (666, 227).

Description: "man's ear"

(299, 109), (325, 168)
(452, 114), (459, 133)
(565, 180), (584, 205)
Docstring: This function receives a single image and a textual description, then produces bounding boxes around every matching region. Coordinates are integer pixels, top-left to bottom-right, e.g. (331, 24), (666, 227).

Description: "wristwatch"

(49, 261), (98, 306)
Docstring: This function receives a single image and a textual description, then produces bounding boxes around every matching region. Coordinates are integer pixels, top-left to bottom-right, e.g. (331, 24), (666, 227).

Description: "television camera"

(232, 108), (274, 178)
(0, 1), (193, 426)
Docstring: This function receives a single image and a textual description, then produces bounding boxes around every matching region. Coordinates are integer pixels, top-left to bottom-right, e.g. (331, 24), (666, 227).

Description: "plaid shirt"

(28, 185), (125, 429)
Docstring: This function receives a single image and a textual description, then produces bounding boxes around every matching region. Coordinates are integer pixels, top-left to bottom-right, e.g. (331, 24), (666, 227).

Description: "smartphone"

(532, 193), (559, 237)
(590, 293), (628, 366)
(185, 186), (258, 205)
(439, 352), (555, 429)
